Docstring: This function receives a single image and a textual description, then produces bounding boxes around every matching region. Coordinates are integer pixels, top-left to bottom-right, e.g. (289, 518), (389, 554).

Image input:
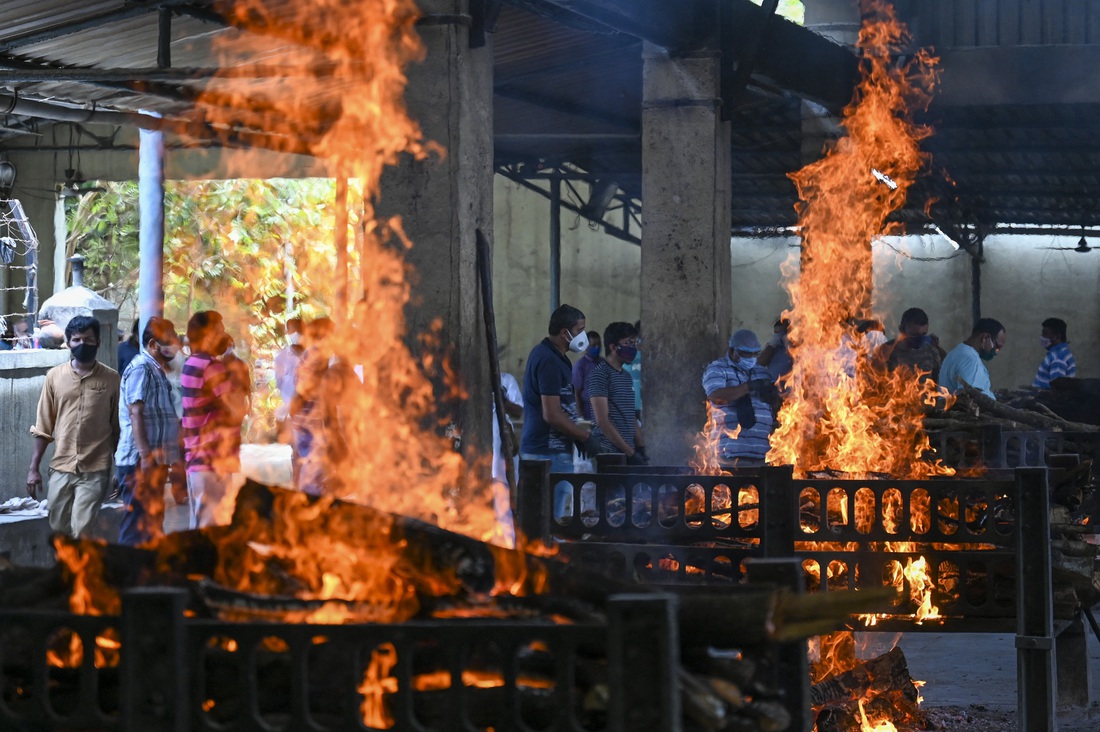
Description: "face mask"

(586, 345), (601, 358)
(567, 329), (589, 353)
(214, 333), (232, 355)
(738, 357), (758, 370)
(70, 342), (98, 363)
(617, 344), (638, 363)
(288, 333), (301, 346)
(1040, 337), (1052, 349)
(908, 334), (931, 348)
(157, 344), (179, 361)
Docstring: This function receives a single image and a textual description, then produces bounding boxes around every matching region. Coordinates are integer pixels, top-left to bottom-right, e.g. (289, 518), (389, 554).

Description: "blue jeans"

(521, 452), (574, 520)
(116, 463), (168, 546)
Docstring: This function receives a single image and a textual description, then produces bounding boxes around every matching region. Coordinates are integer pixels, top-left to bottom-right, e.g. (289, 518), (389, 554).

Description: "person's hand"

(139, 451), (158, 472)
(747, 379), (775, 399)
(26, 466), (42, 499)
(582, 429), (602, 458)
(627, 447), (649, 466)
(168, 462), (188, 504)
(767, 332), (785, 349)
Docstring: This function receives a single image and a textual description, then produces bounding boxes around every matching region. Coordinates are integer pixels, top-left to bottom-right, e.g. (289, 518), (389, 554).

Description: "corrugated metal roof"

(1, 0), (1100, 230)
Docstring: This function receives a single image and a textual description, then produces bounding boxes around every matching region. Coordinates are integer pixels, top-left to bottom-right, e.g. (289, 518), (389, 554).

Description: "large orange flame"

(179, 0), (499, 547)
(766, 1), (950, 481)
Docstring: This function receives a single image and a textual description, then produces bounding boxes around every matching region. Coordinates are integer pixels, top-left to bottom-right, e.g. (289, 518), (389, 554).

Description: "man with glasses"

(115, 316), (186, 545)
(702, 329), (779, 468)
(27, 315), (120, 537)
(588, 321), (647, 464)
(520, 303), (596, 475)
(938, 317), (1006, 399)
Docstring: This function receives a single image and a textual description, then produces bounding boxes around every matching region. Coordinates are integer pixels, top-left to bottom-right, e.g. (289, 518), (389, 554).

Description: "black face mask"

(70, 342), (99, 363)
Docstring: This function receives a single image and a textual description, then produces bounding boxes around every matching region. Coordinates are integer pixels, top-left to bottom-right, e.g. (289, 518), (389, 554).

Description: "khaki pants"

(46, 469), (110, 538)
(187, 471), (244, 529)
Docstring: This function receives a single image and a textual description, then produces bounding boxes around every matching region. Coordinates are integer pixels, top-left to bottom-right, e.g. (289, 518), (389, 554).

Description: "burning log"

(810, 647), (927, 732)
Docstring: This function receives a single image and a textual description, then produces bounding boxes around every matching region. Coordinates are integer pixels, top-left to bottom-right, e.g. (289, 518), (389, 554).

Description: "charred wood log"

(809, 647), (918, 707)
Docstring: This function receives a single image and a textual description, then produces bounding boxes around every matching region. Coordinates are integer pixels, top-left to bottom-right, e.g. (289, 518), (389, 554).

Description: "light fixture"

(0, 158), (16, 196)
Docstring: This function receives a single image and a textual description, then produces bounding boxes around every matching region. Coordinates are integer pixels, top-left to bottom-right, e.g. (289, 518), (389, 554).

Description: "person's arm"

(504, 399), (523, 420)
(707, 383), (749, 404)
(540, 394), (590, 441)
(959, 357), (994, 398)
(128, 402), (156, 467)
(702, 361), (748, 404)
(27, 376), (56, 498)
(757, 344), (777, 368)
(590, 396), (633, 456)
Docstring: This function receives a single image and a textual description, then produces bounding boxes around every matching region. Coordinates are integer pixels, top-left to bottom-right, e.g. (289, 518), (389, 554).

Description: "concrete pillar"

(378, 0), (493, 468)
(640, 44), (732, 465)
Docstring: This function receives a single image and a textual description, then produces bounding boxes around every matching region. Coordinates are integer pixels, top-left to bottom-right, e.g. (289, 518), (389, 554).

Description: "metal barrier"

(927, 424), (1100, 471)
(519, 461), (1071, 729)
(0, 589), (681, 732)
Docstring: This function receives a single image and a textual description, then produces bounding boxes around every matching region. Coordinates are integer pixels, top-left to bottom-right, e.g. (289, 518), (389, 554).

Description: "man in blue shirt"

(1033, 317), (1076, 389)
(520, 303), (595, 475)
(939, 318), (1006, 399)
(702, 329), (778, 467)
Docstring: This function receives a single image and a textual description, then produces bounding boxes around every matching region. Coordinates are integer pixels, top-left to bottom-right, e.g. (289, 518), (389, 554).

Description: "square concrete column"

(641, 44), (732, 465)
(378, 0), (493, 464)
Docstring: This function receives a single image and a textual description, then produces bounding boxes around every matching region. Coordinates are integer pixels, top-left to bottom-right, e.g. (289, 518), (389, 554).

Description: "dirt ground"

(918, 704), (1100, 732)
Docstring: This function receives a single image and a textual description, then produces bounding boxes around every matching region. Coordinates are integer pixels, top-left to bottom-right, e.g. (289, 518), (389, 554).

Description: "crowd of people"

(20, 301), (1081, 539)
(26, 312), (250, 543)
(518, 305), (1079, 472)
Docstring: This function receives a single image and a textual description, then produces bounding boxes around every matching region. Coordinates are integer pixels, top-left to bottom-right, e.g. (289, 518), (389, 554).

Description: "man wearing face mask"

(570, 331), (602, 421)
(27, 315), (120, 537)
(520, 304), (596, 476)
(875, 307), (946, 383)
(938, 318), (1006, 399)
(1033, 318), (1076, 389)
(702, 329), (779, 467)
(114, 317), (186, 545)
(588, 322), (647, 464)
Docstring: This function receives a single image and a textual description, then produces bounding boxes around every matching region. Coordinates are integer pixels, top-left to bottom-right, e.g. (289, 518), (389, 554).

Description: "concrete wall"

(492, 176), (642, 378)
(0, 348), (69, 503)
(733, 231), (1100, 393)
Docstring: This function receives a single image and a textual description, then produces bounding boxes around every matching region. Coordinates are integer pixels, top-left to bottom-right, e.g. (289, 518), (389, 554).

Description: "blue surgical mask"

(912, 335), (931, 348)
(1040, 337), (1052, 349)
(739, 357), (758, 370)
(586, 345), (601, 358)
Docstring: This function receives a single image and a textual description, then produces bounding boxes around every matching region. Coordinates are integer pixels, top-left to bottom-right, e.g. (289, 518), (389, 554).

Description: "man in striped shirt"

(702, 329), (778, 467)
(588, 321), (647, 463)
(181, 311), (248, 528)
(1033, 317), (1077, 389)
(115, 316), (185, 545)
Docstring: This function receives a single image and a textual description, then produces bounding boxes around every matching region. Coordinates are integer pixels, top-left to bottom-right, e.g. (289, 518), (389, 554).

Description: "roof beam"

(0, 64), (338, 83)
(526, 0), (859, 111)
(0, 1), (197, 51)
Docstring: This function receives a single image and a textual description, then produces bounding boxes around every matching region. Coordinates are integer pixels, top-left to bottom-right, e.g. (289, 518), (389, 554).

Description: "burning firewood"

(942, 386), (1100, 434)
(810, 647), (927, 732)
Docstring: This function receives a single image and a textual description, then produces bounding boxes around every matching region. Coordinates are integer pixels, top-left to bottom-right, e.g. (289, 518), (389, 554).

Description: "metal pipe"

(971, 237), (983, 328)
(549, 175), (561, 312)
(138, 117), (165, 335)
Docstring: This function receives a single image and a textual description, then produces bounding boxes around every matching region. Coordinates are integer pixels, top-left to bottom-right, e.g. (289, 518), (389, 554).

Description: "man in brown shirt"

(875, 307), (946, 383)
(27, 315), (121, 537)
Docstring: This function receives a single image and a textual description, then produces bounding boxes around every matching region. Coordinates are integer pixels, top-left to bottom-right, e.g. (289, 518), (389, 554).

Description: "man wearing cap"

(702, 329), (779, 467)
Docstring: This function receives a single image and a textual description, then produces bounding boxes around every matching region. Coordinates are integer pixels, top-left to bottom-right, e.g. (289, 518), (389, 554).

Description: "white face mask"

(567, 329), (589, 353)
(288, 332), (301, 345)
(1039, 336), (1052, 349)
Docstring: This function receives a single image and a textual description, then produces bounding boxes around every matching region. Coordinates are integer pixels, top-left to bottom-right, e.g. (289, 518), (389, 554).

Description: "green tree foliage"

(67, 178), (338, 353)
(67, 178), (341, 438)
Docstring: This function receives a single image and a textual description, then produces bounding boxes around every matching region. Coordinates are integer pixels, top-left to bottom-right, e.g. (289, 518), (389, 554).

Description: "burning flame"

(52, 538), (121, 668)
(690, 402), (741, 475)
(765, 0), (951, 481)
(858, 699), (898, 732)
(179, 0), (500, 541)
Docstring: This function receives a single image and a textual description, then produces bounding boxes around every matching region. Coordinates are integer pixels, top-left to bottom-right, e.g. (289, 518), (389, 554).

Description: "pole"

(138, 115), (165, 335)
(549, 174), (561, 312)
(971, 235), (983, 328)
